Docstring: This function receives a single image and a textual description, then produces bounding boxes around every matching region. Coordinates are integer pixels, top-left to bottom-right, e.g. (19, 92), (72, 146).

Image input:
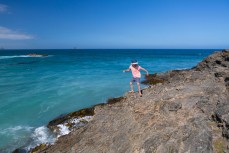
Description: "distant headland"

(26, 53), (48, 57)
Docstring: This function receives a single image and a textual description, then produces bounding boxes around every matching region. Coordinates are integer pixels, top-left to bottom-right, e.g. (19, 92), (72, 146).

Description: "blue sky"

(0, 0), (228, 49)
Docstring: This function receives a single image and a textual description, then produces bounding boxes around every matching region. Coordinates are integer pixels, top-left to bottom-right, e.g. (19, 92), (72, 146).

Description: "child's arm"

(140, 67), (149, 76)
(123, 68), (131, 72)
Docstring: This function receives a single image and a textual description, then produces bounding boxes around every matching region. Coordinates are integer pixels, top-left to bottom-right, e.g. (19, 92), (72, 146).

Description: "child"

(123, 60), (149, 96)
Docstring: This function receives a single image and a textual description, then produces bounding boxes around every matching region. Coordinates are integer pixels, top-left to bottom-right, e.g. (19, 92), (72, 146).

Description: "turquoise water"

(0, 49), (216, 152)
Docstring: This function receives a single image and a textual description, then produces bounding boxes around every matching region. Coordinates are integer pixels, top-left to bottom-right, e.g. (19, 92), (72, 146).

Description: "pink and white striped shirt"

(129, 65), (141, 78)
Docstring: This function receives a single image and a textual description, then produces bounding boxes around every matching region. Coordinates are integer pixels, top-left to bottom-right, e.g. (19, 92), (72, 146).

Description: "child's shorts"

(131, 77), (140, 83)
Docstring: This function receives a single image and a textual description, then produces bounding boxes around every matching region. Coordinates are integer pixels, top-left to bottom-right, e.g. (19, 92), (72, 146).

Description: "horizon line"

(0, 48), (226, 50)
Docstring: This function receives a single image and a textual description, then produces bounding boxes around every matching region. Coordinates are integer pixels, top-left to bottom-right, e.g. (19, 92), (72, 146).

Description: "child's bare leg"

(137, 82), (142, 96)
(130, 82), (134, 92)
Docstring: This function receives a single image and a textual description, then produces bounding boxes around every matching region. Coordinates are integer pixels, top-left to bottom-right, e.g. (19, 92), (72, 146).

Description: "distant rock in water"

(27, 53), (48, 57)
(28, 50), (229, 153)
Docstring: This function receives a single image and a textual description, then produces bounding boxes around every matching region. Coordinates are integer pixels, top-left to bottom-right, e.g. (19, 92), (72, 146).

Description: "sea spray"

(25, 116), (93, 152)
(0, 126), (33, 153)
(54, 116), (93, 137)
(25, 126), (56, 151)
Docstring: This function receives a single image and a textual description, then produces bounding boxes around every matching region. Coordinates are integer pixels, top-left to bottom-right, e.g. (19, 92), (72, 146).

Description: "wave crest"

(26, 126), (56, 151)
(0, 55), (31, 59)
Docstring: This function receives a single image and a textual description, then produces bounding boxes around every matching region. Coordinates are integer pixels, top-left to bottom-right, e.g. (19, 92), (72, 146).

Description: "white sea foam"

(0, 125), (55, 152)
(0, 125), (33, 135)
(0, 55), (30, 59)
(25, 116), (93, 150)
(71, 116), (93, 124)
(0, 55), (50, 59)
(0, 126), (34, 152)
(175, 68), (189, 70)
(32, 126), (55, 144)
(26, 126), (56, 151)
(56, 116), (93, 137)
(57, 124), (70, 136)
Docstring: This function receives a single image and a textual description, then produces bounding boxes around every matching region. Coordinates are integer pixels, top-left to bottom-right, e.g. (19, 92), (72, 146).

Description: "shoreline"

(14, 50), (229, 153)
(12, 71), (165, 152)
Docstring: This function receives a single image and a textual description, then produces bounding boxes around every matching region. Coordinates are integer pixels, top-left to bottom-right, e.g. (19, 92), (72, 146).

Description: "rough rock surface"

(38, 50), (229, 153)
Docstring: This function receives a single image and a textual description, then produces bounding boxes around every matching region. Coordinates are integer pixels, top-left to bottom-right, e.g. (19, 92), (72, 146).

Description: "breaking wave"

(0, 55), (32, 59)
(25, 126), (56, 151)
(0, 55), (50, 59)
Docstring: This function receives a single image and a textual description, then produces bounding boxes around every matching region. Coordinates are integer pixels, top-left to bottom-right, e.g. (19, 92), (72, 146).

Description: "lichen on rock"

(107, 96), (125, 105)
(30, 144), (47, 153)
(141, 73), (165, 85)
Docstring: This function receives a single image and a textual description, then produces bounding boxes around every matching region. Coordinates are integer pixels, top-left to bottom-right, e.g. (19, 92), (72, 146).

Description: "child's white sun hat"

(131, 59), (138, 64)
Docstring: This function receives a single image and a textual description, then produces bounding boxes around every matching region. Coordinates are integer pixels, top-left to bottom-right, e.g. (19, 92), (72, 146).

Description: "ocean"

(0, 49), (216, 152)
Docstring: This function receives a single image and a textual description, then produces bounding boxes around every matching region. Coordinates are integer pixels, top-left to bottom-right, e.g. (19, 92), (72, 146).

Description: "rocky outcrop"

(35, 50), (228, 153)
(27, 54), (48, 57)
